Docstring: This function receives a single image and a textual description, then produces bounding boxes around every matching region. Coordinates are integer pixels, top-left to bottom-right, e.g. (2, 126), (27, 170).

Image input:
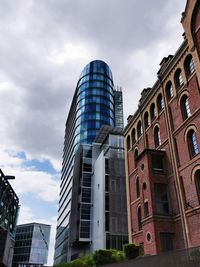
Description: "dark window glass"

(138, 206), (142, 230)
(105, 159), (109, 174)
(184, 55), (195, 77)
(195, 170), (200, 203)
(154, 184), (169, 215)
(151, 154), (164, 173)
(127, 136), (131, 150)
(134, 149), (138, 167)
(136, 177), (140, 198)
(157, 94), (164, 113)
(181, 95), (191, 120)
(160, 233), (174, 252)
(81, 188), (91, 203)
(105, 175), (109, 191)
(80, 204), (91, 220)
(105, 212), (109, 231)
(150, 103), (156, 122)
(137, 121), (142, 138)
(166, 81), (174, 100)
(144, 112), (149, 129)
(187, 129), (199, 158)
(105, 194), (109, 211)
(174, 69), (184, 89)
(144, 202), (149, 217)
(83, 159), (92, 172)
(154, 126), (161, 148)
(131, 128), (136, 144)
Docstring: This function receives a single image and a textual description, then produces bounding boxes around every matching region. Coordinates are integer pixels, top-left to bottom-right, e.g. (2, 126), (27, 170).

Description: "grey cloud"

(0, 0), (186, 165)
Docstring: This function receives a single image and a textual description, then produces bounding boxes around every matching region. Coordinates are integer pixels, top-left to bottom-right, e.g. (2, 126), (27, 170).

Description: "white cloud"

(0, 149), (59, 202)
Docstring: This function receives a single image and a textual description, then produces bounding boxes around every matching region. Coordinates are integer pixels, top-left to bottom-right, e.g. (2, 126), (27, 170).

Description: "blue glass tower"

(54, 60), (123, 264)
(75, 60), (115, 148)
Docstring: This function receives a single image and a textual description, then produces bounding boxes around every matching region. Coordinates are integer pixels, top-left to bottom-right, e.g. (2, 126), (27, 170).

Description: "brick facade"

(124, 0), (200, 255)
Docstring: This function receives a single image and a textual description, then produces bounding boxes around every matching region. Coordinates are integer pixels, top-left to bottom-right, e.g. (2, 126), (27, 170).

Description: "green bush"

(54, 263), (71, 267)
(110, 249), (126, 262)
(93, 249), (113, 266)
(93, 249), (126, 266)
(54, 262), (71, 267)
(123, 243), (140, 260)
(54, 254), (94, 267)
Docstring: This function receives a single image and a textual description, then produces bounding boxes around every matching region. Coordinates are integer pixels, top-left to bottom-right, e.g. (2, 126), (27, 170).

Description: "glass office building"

(13, 223), (50, 267)
(54, 60), (124, 264)
(0, 168), (19, 267)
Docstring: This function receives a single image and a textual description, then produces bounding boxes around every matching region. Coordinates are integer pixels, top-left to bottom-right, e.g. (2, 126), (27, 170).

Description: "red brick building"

(124, 0), (200, 255)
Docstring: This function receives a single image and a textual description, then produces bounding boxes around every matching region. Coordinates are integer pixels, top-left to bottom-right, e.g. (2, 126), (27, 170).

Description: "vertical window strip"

(189, 58), (195, 75)
(192, 132), (199, 155)
(179, 72), (184, 86)
(185, 98), (191, 118)
(170, 85), (174, 98)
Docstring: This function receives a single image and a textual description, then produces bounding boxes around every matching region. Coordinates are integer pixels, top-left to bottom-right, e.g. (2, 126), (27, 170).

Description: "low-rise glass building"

(12, 223), (50, 267)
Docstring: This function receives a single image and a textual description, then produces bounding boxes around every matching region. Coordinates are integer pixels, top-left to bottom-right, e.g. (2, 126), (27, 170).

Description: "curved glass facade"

(54, 60), (123, 264)
(75, 60), (115, 147)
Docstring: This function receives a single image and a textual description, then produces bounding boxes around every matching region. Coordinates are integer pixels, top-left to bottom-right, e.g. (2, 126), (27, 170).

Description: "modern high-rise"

(68, 126), (128, 260)
(54, 60), (125, 263)
(12, 223), (50, 267)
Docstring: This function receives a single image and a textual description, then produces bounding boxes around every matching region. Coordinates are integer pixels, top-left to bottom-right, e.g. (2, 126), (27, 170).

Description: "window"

(131, 128), (136, 145)
(127, 135), (131, 150)
(184, 54), (195, 77)
(154, 184), (169, 215)
(105, 158), (109, 174)
(188, 57), (195, 75)
(137, 121), (142, 138)
(150, 103), (156, 122)
(165, 81), (174, 100)
(151, 154), (164, 173)
(144, 201), (149, 217)
(144, 111), (149, 129)
(160, 233), (174, 252)
(137, 206), (142, 230)
(134, 148), (138, 167)
(180, 94), (191, 120)
(136, 176), (140, 198)
(154, 126), (161, 148)
(174, 69), (184, 89)
(157, 93), (164, 113)
(83, 158), (92, 172)
(187, 129), (199, 158)
(195, 170), (200, 203)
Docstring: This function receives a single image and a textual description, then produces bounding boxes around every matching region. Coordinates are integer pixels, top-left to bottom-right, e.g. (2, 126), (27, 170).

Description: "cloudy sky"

(0, 0), (187, 264)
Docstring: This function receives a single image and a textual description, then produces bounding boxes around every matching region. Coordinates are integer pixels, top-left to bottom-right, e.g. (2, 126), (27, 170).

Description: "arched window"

(174, 69), (184, 89)
(137, 206), (142, 230)
(150, 103), (156, 123)
(195, 170), (200, 203)
(136, 176), (140, 198)
(127, 135), (131, 151)
(137, 121), (142, 138)
(154, 126), (161, 148)
(131, 128), (136, 145)
(165, 81), (174, 100)
(157, 93), (164, 113)
(184, 54), (195, 77)
(180, 94), (191, 120)
(144, 201), (149, 217)
(187, 129), (199, 158)
(134, 148), (138, 167)
(144, 111), (149, 129)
